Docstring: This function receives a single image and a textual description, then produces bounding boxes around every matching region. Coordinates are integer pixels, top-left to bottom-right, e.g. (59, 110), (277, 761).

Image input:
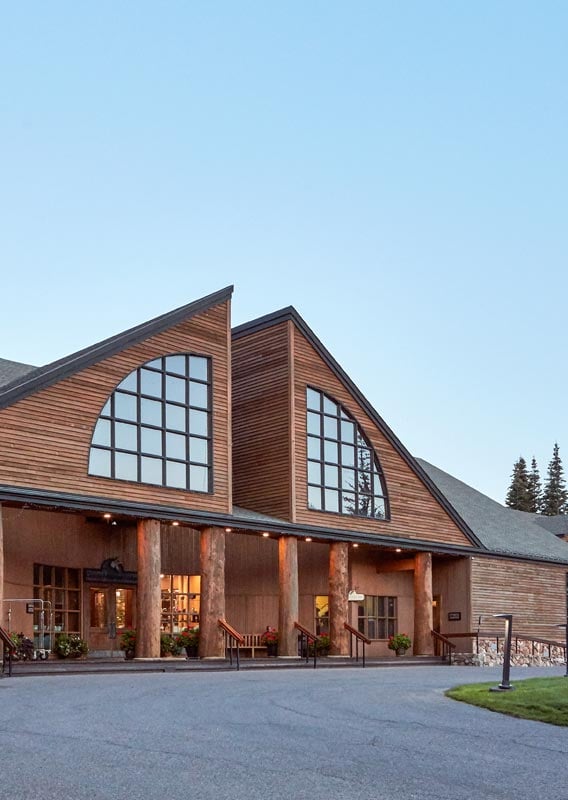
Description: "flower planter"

(185, 644), (199, 658)
(124, 649), (135, 660)
(396, 647), (407, 657)
(266, 643), (278, 657)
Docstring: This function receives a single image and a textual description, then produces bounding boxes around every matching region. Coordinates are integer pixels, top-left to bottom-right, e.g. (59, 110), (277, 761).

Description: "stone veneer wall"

(453, 637), (567, 667)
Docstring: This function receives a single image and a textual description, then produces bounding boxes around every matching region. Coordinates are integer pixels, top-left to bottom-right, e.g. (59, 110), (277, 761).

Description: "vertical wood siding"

(0, 302), (231, 513)
(231, 322), (292, 519)
(471, 556), (567, 639)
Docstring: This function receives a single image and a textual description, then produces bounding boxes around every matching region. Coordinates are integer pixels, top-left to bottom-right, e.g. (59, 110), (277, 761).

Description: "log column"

(413, 551), (434, 655)
(278, 535), (299, 657)
(329, 542), (349, 655)
(199, 526), (226, 658)
(0, 505), (4, 628)
(136, 519), (161, 659)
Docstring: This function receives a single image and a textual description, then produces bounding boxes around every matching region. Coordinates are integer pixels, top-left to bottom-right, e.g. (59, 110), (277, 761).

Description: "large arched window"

(306, 387), (389, 519)
(88, 354), (211, 492)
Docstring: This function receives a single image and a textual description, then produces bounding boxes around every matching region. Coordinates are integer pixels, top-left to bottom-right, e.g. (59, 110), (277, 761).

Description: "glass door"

(88, 587), (135, 654)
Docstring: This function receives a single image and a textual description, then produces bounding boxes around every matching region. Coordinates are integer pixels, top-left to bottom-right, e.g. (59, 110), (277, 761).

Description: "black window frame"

(357, 595), (397, 640)
(88, 353), (212, 493)
(306, 386), (390, 519)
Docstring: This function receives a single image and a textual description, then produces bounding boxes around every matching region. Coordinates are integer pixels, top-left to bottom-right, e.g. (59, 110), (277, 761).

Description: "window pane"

(140, 369), (162, 397)
(189, 464), (208, 492)
(166, 461), (187, 489)
(118, 372), (137, 392)
(324, 489), (339, 512)
(388, 597), (396, 616)
(140, 398), (162, 426)
(377, 620), (386, 639)
(89, 448), (111, 476)
(342, 468), (356, 491)
(307, 436), (321, 460)
(358, 448), (371, 471)
(141, 456), (163, 485)
(165, 355), (186, 376)
(373, 471), (384, 495)
(189, 437), (208, 464)
(189, 356), (208, 381)
(115, 422), (137, 451)
(189, 381), (208, 409)
(306, 388), (320, 410)
(308, 461), (321, 484)
(367, 619), (376, 639)
(92, 418), (110, 447)
(115, 452), (138, 481)
(189, 409), (208, 436)
(165, 403), (186, 431)
(323, 397), (338, 416)
(166, 432), (186, 460)
(324, 465), (338, 487)
(323, 416), (338, 439)
(114, 392), (137, 421)
(101, 399), (111, 416)
(342, 492), (356, 514)
(340, 419), (355, 443)
(141, 427), (162, 456)
(358, 472), (373, 494)
(341, 444), (355, 466)
(68, 569), (79, 589)
(166, 375), (186, 403)
(147, 358), (162, 369)
(307, 412), (320, 435)
(308, 486), (322, 510)
(324, 440), (338, 463)
(373, 498), (386, 519)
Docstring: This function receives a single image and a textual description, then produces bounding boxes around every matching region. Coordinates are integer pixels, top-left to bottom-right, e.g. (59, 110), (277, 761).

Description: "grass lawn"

(446, 676), (568, 726)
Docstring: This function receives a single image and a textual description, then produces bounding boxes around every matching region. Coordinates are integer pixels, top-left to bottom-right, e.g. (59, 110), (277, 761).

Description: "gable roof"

(417, 459), (568, 564)
(0, 286), (233, 410)
(0, 358), (37, 388)
(233, 307), (483, 550)
(529, 514), (568, 538)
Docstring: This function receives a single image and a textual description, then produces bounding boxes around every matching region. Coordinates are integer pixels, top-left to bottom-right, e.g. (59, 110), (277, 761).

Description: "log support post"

(329, 542), (349, 655)
(278, 536), (299, 657)
(199, 526), (226, 658)
(0, 504), (4, 628)
(414, 551), (434, 655)
(136, 519), (162, 659)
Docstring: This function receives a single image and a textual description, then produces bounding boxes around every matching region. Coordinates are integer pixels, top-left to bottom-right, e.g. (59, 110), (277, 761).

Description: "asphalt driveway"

(1, 665), (566, 799)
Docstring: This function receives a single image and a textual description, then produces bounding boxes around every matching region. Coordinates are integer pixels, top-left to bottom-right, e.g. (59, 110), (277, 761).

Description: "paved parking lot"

(1, 665), (566, 799)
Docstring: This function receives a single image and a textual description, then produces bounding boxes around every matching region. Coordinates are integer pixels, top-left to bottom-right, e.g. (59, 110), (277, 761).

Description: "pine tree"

(505, 457), (532, 511)
(541, 443), (567, 515)
(527, 457), (542, 513)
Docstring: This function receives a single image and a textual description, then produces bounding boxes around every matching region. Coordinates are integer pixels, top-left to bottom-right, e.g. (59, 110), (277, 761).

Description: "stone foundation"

(452, 637), (567, 668)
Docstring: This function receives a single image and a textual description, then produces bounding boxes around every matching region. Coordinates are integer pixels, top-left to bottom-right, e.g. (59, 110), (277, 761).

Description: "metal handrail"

(218, 618), (244, 671)
(344, 623), (371, 667)
(431, 630), (456, 664)
(294, 622), (319, 669)
(440, 630), (567, 660)
(0, 626), (15, 677)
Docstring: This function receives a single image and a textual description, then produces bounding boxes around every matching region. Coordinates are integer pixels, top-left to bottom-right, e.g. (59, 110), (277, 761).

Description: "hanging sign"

(348, 591), (364, 602)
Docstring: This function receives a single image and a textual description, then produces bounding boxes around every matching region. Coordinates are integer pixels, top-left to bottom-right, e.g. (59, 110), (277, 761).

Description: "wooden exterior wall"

(432, 556), (471, 635)
(291, 327), (474, 546)
(471, 556), (567, 640)
(0, 301), (232, 513)
(232, 322), (293, 520)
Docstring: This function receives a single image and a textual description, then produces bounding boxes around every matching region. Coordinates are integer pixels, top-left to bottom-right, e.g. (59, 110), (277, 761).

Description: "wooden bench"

(240, 633), (268, 658)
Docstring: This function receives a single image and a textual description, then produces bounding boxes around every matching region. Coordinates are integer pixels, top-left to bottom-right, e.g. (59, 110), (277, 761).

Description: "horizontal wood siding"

(0, 302), (231, 513)
(293, 328), (473, 547)
(232, 322), (291, 519)
(432, 557), (471, 635)
(471, 556), (567, 639)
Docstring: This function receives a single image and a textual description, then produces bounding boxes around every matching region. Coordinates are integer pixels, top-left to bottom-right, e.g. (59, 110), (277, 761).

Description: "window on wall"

(33, 564), (81, 635)
(88, 354), (211, 492)
(357, 596), (396, 639)
(306, 387), (389, 519)
(314, 595), (329, 635)
(160, 574), (201, 633)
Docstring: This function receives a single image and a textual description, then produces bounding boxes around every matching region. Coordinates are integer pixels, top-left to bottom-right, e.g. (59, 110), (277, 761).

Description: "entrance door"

(88, 586), (135, 656)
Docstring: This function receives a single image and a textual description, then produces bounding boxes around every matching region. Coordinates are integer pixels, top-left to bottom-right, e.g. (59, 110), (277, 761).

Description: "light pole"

(555, 624), (568, 677)
(490, 613), (515, 692)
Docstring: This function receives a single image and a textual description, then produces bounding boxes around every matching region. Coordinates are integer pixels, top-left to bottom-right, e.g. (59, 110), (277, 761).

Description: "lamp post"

(555, 624), (568, 678)
(490, 613), (515, 692)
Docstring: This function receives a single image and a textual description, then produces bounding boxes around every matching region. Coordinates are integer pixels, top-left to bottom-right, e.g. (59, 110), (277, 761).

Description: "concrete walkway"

(0, 665), (565, 799)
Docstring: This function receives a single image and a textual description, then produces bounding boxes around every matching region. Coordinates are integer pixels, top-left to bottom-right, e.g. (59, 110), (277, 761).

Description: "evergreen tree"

(527, 457), (542, 513)
(541, 443), (567, 515)
(505, 457), (532, 511)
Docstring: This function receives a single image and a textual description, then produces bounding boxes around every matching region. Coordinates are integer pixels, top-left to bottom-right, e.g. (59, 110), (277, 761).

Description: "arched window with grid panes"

(306, 387), (389, 519)
(88, 354), (211, 492)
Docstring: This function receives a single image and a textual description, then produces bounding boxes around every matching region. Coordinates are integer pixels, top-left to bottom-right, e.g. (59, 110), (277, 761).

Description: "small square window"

(166, 461), (187, 489)
(115, 422), (137, 452)
(141, 427), (162, 456)
(115, 452), (138, 481)
(308, 486), (322, 510)
(140, 369), (162, 398)
(189, 356), (208, 381)
(189, 464), (208, 492)
(89, 448), (111, 477)
(141, 457), (163, 485)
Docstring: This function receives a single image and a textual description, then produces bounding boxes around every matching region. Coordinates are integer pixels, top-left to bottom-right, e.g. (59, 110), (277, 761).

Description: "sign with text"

(447, 611), (461, 622)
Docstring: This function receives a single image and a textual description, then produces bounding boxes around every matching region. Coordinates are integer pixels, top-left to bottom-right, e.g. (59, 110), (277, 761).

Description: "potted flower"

(388, 633), (412, 656)
(53, 633), (88, 659)
(309, 633), (330, 656)
(120, 629), (136, 660)
(176, 627), (200, 658)
(260, 627), (278, 656)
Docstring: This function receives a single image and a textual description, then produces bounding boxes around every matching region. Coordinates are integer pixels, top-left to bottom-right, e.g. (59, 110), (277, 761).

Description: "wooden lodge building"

(1, 286), (567, 660)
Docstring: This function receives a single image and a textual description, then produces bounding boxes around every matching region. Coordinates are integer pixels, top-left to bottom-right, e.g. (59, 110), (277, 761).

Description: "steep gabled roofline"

(233, 306), (484, 549)
(0, 286), (233, 410)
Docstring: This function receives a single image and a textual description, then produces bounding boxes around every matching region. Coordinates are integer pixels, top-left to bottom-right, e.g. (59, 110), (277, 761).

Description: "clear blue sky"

(1, 3), (566, 504)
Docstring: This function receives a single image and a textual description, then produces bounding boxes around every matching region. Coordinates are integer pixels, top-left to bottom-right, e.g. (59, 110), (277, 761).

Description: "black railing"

(294, 622), (319, 669)
(0, 626), (15, 677)
(431, 630), (456, 664)
(440, 631), (567, 661)
(218, 619), (245, 671)
(344, 623), (371, 667)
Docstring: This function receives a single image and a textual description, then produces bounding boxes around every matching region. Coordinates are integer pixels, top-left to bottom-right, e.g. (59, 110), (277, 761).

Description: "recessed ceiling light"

(225, 527), (232, 533)
(305, 537), (312, 542)
(262, 532), (270, 538)
(172, 521), (180, 527)
(395, 548), (402, 553)
(352, 543), (359, 548)
(103, 513), (112, 520)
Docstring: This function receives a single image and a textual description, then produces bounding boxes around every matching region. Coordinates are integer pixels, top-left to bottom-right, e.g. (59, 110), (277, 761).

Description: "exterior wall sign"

(348, 591), (364, 601)
(447, 611), (461, 621)
(84, 558), (137, 586)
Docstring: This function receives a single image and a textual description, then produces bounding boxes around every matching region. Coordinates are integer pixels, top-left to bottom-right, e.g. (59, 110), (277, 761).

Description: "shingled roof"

(0, 358), (37, 388)
(417, 459), (568, 564)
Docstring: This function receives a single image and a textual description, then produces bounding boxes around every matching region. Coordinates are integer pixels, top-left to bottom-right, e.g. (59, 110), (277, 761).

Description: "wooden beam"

(376, 558), (415, 573)
(329, 542), (349, 655)
(0, 504), (4, 628)
(199, 527), (226, 658)
(278, 536), (299, 656)
(414, 552), (434, 655)
(136, 519), (161, 658)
